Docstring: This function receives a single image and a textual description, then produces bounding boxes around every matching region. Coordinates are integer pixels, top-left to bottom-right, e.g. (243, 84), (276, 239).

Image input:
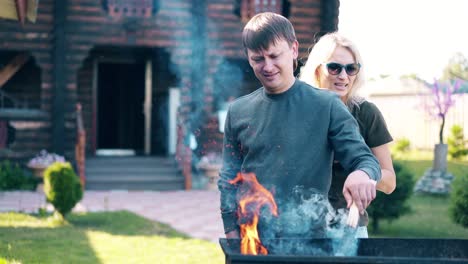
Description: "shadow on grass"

(68, 210), (190, 238)
(0, 210), (191, 263)
(0, 224), (102, 263)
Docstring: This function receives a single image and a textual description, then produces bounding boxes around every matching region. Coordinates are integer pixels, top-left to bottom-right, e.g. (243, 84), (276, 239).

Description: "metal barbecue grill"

(219, 238), (468, 264)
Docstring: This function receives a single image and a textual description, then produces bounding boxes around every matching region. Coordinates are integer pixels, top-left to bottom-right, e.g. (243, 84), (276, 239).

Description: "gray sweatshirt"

(218, 79), (381, 234)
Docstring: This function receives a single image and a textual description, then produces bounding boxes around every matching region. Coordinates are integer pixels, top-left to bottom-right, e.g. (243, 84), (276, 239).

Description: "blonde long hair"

(299, 32), (365, 109)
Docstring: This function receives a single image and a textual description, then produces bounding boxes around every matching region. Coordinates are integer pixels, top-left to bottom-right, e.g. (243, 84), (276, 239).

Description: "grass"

(368, 150), (468, 238)
(393, 149), (468, 181)
(369, 194), (468, 238)
(0, 211), (224, 264)
(397, 159), (467, 182)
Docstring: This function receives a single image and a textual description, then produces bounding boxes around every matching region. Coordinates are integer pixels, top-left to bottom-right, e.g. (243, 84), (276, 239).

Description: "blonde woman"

(299, 32), (396, 237)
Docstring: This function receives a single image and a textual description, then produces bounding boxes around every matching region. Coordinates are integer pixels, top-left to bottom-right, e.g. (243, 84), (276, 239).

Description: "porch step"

(84, 156), (185, 191)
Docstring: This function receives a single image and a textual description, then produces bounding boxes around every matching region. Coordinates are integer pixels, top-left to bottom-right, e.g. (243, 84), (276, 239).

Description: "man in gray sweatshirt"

(218, 12), (381, 239)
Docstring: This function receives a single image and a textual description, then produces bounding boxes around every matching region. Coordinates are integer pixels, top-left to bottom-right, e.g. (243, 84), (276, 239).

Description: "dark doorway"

(97, 62), (145, 152)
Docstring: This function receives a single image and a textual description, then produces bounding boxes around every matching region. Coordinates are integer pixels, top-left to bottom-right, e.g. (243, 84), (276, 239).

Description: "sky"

(338, 0), (468, 82)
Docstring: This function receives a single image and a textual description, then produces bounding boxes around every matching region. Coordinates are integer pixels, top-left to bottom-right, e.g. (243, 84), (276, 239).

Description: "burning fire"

(229, 172), (278, 255)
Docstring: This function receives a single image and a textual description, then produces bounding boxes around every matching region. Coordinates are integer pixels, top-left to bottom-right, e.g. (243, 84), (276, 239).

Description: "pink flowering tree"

(423, 78), (462, 144)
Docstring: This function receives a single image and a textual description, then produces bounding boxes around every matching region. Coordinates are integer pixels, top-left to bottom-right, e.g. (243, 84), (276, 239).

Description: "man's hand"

(225, 230), (240, 239)
(346, 201), (359, 228)
(343, 170), (377, 214)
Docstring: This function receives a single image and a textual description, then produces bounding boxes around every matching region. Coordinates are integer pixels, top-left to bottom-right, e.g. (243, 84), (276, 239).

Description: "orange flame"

(229, 172), (278, 255)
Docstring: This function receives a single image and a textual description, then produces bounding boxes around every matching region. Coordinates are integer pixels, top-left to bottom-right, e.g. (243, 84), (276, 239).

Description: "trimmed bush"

(43, 162), (83, 219)
(450, 172), (468, 228)
(367, 161), (415, 232)
(0, 160), (36, 190)
(447, 125), (468, 160)
(391, 138), (411, 157)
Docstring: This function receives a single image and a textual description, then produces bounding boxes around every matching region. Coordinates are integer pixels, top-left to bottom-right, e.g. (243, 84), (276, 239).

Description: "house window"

(235, 0), (290, 23)
(103, 0), (159, 19)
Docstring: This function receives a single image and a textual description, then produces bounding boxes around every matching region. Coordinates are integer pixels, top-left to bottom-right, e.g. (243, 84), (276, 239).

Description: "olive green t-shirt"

(329, 100), (393, 225)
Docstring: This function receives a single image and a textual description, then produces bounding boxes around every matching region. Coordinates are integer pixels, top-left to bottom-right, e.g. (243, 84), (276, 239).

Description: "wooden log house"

(0, 0), (339, 190)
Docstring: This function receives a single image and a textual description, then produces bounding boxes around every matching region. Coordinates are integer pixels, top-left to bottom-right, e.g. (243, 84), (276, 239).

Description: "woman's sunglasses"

(324, 62), (361, 76)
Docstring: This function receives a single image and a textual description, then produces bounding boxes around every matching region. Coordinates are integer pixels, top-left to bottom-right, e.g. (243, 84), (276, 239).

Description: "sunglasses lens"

(326, 63), (360, 76)
(326, 63), (342, 75)
(345, 64), (360, 76)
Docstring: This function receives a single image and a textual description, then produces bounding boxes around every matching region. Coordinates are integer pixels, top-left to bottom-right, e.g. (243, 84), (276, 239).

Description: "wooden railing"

(0, 89), (28, 109)
(175, 112), (192, 190)
(75, 103), (86, 187)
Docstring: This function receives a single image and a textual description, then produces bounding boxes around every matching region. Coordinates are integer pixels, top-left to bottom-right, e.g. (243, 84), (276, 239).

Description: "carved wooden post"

(75, 103), (86, 187)
(184, 144), (192, 190)
(175, 112), (192, 190)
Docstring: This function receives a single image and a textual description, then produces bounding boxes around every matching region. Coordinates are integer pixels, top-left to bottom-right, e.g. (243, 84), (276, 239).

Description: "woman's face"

(317, 46), (358, 100)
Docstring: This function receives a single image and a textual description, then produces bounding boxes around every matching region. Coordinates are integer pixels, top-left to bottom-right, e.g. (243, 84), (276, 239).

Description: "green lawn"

(398, 159), (467, 181)
(0, 211), (224, 264)
(368, 155), (468, 238)
(369, 194), (468, 238)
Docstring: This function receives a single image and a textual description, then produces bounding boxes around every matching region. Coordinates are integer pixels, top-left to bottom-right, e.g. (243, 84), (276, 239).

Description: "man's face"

(247, 38), (298, 94)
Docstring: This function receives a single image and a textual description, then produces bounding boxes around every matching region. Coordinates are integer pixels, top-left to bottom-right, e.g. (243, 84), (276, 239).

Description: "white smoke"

(260, 187), (360, 256)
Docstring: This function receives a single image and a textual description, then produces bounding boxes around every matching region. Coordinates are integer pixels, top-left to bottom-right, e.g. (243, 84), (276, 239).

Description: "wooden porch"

(84, 156), (184, 191)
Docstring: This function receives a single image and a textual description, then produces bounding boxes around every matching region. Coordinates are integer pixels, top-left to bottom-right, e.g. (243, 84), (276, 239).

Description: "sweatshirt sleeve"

(328, 97), (381, 181)
(218, 105), (242, 234)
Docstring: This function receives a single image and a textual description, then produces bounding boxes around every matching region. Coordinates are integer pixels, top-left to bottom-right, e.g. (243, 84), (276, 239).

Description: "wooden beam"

(0, 108), (49, 121)
(320, 0), (339, 34)
(0, 53), (30, 88)
(52, 0), (67, 154)
(0, 0), (21, 21)
(15, 0), (28, 26)
(0, 0), (38, 24)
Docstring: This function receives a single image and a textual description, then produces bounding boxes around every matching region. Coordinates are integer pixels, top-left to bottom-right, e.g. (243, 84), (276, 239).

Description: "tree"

(441, 53), (468, 81)
(422, 79), (462, 144)
(447, 125), (468, 160)
(367, 161), (415, 232)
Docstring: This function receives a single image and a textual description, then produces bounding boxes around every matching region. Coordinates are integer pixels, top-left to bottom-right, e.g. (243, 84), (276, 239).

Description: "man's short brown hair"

(242, 12), (297, 53)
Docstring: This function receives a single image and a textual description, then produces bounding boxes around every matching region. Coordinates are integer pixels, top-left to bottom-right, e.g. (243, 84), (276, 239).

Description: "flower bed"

(27, 150), (65, 178)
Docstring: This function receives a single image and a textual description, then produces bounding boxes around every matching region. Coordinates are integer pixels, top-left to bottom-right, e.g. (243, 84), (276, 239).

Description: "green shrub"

(43, 162), (83, 219)
(391, 138), (411, 160)
(367, 161), (415, 232)
(450, 172), (468, 228)
(391, 138), (411, 157)
(447, 125), (468, 160)
(0, 160), (36, 190)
